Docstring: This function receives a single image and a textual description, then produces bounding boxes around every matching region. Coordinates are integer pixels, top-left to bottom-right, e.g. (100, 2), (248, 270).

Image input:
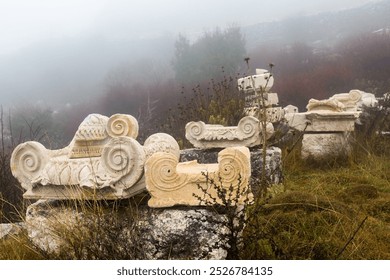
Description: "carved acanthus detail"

(185, 116), (274, 149)
(143, 133), (181, 160)
(145, 146), (253, 208)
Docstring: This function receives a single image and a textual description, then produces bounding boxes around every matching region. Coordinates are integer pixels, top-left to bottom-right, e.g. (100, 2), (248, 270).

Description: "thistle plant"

(192, 171), (252, 259)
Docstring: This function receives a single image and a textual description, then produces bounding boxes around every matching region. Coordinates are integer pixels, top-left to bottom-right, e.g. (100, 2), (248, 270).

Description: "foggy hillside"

(0, 35), (174, 107)
(0, 0), (389, 110)
(244, 0), (390, 48)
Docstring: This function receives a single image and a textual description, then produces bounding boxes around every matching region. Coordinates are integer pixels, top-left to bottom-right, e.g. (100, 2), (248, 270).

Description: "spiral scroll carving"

(237, 116), (259, 138)
(218, 147), (250, 185)
(107, 114), (139, 139)
(101, 136), (145, 188)
(10, 141), (48, 190)
(348, 90), (363, 103)
(185, 121), (205, 140)
(145, 152), (187, 192)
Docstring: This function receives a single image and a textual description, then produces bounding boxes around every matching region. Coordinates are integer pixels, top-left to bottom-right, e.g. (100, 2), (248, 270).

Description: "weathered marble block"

(185, 116), (274, 149)
(10, 113), (179, 200)
(145, 146), (253, 208)
(11, 114), (145, 200)
(286, 90), (366, 132)
(143, 132), (180, 160)
(285, 89), (379, 160)
(181, 146), (283, 196)
(237, 69), (274, 93)
(244, 107), (284, 123)
(25, 200), (83, 254)
(306, 89), (363, 112)
(286, 111), (360, 132)
(301, 133), (352, 159)
(245, 92), (279, 107)
(284, 105), (299, 114)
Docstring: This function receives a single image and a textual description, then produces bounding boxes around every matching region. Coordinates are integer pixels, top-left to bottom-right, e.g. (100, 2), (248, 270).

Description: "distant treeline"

(250, 32), (390, 110)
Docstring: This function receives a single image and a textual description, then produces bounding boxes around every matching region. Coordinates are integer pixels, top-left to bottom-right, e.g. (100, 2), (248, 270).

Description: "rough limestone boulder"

(25, 200), (230, 260)
(138, 207), (229, 260)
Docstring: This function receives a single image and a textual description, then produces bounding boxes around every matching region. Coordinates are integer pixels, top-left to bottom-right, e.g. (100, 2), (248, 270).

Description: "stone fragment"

(238, 69), (284, 125)
(145, 147), (253, 208)
(245, 92), (279, 107)
(284, 89), (378, 160)
(185, 116), (274, 149)
(283, 105), (299, 114)
(306, 89), (363, 112)
(143, 133), (180, 160)
(286, 111), (360, 132)
(0, 222), (24, 239)
(358, 92), (378, 109)
(264, 107), (285, 123)
(301, 133), (351, 159)
(180, 146), (283, 195)
(237, 69), (274, 93)
(10, 114), (147, 200)
(244, 106), (284, 122)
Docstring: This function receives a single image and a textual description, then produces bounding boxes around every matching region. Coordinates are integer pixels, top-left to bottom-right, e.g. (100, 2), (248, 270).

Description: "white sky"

(0, 0), (380, 55)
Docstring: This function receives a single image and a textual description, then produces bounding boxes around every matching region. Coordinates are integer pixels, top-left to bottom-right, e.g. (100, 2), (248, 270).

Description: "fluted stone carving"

(10, 113), (148, 200)
(185, 116), (274, 149)
(145, 146), (253, 208)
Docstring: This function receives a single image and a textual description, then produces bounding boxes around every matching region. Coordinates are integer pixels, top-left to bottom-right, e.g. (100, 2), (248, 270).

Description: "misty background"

(0, 0), (389, 145)
(0, 0), (384, 104)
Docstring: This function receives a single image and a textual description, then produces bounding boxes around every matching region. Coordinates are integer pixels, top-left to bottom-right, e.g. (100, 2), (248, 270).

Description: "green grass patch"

(242, 146), (390, 260)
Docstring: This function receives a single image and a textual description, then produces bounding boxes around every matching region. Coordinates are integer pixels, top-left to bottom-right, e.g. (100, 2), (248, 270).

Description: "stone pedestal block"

(301, 133), (351, 160)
